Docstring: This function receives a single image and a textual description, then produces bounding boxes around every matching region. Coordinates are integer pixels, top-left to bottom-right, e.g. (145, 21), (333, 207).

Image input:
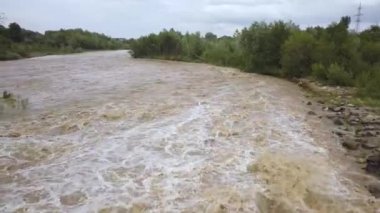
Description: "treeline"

(0, 22), (127, 60)
(129, 17), (380, 100)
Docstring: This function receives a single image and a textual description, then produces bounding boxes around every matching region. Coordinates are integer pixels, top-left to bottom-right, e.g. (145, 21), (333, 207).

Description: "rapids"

(0, 51), (378, 212)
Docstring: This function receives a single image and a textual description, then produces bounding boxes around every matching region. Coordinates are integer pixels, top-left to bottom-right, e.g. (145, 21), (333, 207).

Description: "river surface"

(0, 51), (378, 212)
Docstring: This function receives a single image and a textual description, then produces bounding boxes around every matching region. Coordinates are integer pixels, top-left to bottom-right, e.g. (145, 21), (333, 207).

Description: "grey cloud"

(0, 0), (379, 38)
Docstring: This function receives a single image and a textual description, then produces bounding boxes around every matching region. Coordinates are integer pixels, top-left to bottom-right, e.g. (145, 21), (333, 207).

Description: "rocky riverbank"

(299, 79), (380, 198)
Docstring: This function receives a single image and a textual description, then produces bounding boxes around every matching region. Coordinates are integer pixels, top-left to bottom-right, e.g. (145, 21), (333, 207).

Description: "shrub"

(357, 66), (380, 99)
(240, 21), (296, 75)
(311, 63), (328, 81)
(326, 63), (353, 86)
(281, 31), (316, 77)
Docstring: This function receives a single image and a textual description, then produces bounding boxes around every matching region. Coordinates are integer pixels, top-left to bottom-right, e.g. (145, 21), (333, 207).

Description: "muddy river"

(0, 51), (378, 212)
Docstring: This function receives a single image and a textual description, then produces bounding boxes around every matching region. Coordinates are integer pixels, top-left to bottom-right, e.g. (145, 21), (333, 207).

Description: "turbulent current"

(0, 51), (379, 212)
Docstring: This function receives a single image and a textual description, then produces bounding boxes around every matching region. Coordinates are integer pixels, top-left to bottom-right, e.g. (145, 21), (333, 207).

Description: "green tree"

(281, 31), (316, 77)
(240, 21), (296, 75)
(8, 22), (23, 42)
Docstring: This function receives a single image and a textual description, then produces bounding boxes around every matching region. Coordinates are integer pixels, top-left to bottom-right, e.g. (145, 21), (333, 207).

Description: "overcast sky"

(1, 0), (379, 38)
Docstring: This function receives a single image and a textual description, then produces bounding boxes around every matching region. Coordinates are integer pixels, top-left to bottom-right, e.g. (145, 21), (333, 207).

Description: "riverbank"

(299, 79), (380, 198)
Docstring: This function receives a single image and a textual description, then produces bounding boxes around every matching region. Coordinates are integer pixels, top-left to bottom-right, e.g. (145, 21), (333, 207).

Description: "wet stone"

(366, 154), (380, 177)
(356, 158), (366, 164)
(332, 107), (345, 112)
(342, 140), (359, 150)
(367, 182), (380, 198)
(362, 140), (379, 150)
(333, 129), (349, 137)
(333, 118), (344, 126)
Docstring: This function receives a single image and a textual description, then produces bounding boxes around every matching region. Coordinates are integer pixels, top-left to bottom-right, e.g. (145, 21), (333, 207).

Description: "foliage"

(8, 23), (23, 42)
(240, 21), (296, 75)
(281, 31), (316, 77)
(326, 63), (353, 86)
(311, 63), (328, 81)
(357, 65), (380, 99)
(129, 29), (242, 68)
(0, 22), (126, 61)
(202, 37), (244, 68)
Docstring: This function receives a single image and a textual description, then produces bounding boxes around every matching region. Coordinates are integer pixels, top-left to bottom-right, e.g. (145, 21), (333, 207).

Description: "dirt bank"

(299, 79), (380, 199)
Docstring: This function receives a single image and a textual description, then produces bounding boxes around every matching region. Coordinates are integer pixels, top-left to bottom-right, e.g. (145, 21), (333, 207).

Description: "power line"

(354, 2), (363, 32)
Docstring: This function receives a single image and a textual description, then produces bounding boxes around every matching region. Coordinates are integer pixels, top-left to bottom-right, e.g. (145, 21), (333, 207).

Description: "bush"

(202, 38), (243, 68)
(312, 63), (328, 81)
(357, 66), (380, 99)
(240, 21), (296, 75)
(281, 31), (316, 77)
(0, 50), (21, 60)
(326, 63), (353, 86)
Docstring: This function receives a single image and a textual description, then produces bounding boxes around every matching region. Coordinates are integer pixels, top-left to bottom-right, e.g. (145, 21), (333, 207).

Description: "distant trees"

(0, 22), (126, 60)
(130, 17), (380, 101)
(129, 30), (242, 67)
(205, 32), (217, 41)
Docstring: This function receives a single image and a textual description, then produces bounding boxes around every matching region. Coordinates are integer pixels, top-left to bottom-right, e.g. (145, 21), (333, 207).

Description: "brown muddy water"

(0, 51), (379, 212)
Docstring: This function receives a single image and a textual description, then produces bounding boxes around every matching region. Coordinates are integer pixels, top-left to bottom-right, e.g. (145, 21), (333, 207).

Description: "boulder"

(342, 140), (359, 150)
(332, 107), (345, 112)
(333, 118), (344, 126)
(362, 139), (379, 150)
(334, 129), (349, 137)
(367, 182), (380, 198)
(366, 154), (380, 177)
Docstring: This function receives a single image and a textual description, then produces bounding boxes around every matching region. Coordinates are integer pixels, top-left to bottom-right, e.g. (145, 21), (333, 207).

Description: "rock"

(333, 118), (344, 126)
(204, 138), (215, 144)
(367, 182), (380, 198)
(308, 111), (317, 116)
(366, 154), (380, 177)
(231, 132), (239, 136)
(332, 107), (345, 112)
(363, 125), (378, 131)
(60, 191), (87, 206)
(358, 131), (376, 137)
(306, 101), (312, 106)
(334, 129), (349, 137)
(356, 158), (366, 164)
(317, 100), (325, 104)
(348, 117), (360, 125)
(342, 140), (359, 150)
(326, 114), (337, 119)
(362, 140), (379, 150)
